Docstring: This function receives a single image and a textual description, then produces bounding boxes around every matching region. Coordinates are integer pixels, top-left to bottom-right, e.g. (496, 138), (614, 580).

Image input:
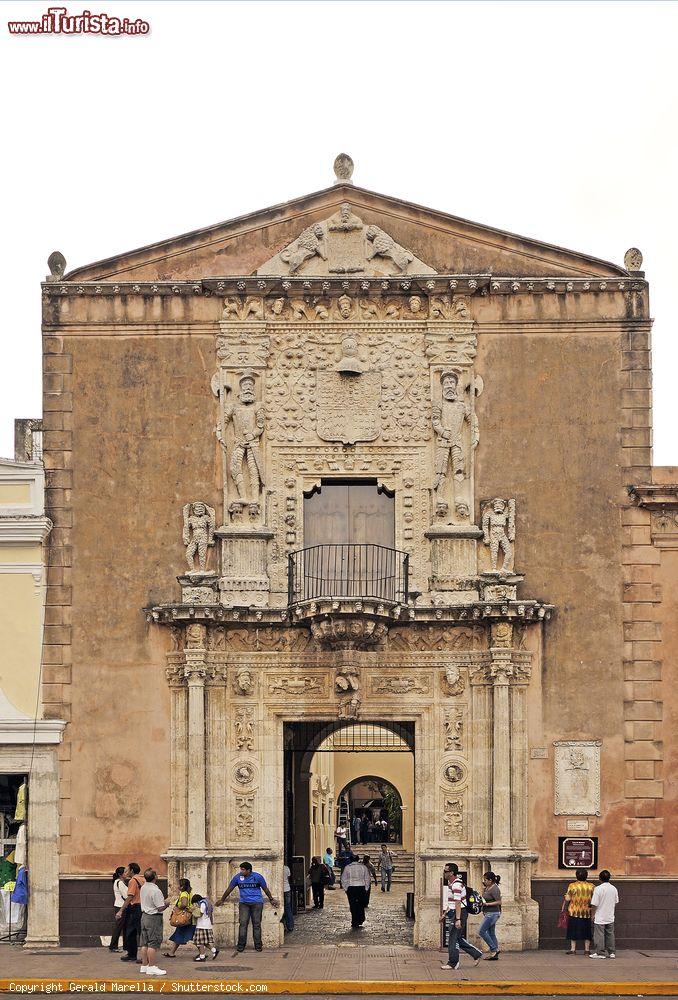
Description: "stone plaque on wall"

(553, 740), (602, 816)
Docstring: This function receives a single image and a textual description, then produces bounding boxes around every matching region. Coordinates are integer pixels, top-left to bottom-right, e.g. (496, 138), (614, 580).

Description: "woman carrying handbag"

(164, 878), (195, 958)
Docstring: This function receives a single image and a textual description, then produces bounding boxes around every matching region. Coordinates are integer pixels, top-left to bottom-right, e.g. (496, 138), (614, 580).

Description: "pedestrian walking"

(340, 855), (372, 929)
(377, 844), (394, 892)
(440, 864), (482, 971)
(164, 878), (195, 958)
(323, 848), (336, 888)
(589, 870), (619, 959)
(191, 894), (219, 962)
(138, 869), (169, 977)
(116, 862), (145, 963)
(352, 815), (362, 845)
(564, 867), (594, 955)
(281, 863), (294, 932)
(216, 861), (279, 952)
(478, 871), (502, 959)
(109, 867), (127, 952)
(308, 857), (330, 909)
(334, 823), (348, 852)
(362, 855), (377, 907)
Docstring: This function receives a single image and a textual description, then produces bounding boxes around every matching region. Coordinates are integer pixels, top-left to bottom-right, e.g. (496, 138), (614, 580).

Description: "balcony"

(288, 543), (409, 606)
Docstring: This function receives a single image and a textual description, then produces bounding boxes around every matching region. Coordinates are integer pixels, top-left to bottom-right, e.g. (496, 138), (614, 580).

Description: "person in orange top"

(564, 867), (594, 955)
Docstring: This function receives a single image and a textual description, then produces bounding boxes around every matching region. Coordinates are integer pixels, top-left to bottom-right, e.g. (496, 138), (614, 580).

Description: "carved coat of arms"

(316, 370), (382, 445)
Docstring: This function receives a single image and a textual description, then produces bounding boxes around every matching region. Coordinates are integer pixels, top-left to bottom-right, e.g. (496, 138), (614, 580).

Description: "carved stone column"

(184, 624), (207, 851)
(490, 647), (513, 850)
(167, 662), (188, 849)
(206, 660), (228, 848)
(24, 748), (60, 946)
(469, 654), (492, 849)
(510, 657), (531, 848)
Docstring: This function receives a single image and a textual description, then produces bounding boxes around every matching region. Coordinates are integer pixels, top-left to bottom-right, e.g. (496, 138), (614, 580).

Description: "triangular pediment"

(65, 182), (627, 282)
(256, 205), (436, 278)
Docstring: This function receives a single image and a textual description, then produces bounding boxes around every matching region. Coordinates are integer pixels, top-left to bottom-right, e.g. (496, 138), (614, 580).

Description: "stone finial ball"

(47, 250), (66, 279)
(333, 153), (354, 183)
(624, 247), (643, 271)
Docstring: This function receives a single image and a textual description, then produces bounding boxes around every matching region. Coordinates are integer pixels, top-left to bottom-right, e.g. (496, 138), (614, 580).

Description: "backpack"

(465, 886), (483, 916)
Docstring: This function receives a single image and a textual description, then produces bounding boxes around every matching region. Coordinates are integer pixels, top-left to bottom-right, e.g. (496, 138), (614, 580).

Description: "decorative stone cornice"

(145, 597), (553, 628)
(0, 718), (66, 744)
(42, 274), (646, 300)
(628, 483), (678, 508)
(0, 514), (52, 543)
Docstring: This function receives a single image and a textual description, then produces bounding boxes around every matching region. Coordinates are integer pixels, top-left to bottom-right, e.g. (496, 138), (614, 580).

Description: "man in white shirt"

(341, 855), (372, 928)
(589, 870), (619, 959)
(138, 869), (169, 976)
(440, 863), (482, 971)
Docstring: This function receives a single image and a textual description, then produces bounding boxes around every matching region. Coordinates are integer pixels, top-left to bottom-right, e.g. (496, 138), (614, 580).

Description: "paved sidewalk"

(2, 942), (677, 986)
(291, 882), (414, 945)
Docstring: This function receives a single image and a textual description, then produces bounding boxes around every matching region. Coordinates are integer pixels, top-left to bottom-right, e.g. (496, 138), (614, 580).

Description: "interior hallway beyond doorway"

(288, 882), (415, 946)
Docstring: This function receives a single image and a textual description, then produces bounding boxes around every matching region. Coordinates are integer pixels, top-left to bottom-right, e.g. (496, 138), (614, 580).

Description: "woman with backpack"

(163, 878), (195, 959)
(191, 894), (219, 962)
(308, 857), (331, 909)
(478, 871), (502, 960)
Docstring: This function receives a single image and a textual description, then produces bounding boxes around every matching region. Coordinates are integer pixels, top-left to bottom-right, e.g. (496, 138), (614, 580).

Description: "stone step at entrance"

(334, 849), (415, 884)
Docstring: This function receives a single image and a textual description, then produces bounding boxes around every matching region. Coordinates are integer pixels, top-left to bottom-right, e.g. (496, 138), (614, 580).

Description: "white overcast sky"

(0, 0), (676, 463)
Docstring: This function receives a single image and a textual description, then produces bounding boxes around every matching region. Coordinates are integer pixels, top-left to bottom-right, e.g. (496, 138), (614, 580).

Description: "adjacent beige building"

(38, 157), (678, 949)
(0, 420), (64, 945)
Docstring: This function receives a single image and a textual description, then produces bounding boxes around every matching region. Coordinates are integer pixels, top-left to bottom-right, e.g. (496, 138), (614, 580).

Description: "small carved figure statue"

(280, 223), (326, 274)
(335, 664), (359, 696)
(482, 498), (516, 574)
(221, 371), (265, 514)
(365, 225), (414, 272)
(408, 295), (422, 313)
(182, 502), (216, 572)
(442, 664), (465, 696)
(234, 668), (255, 696)
(338, 693), (361, 720)
(329, 203), (362, 232)
(432, 371), (476, 516)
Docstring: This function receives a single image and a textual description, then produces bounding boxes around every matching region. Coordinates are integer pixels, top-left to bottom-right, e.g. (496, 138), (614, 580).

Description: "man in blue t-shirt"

(216, 861), (279, 952)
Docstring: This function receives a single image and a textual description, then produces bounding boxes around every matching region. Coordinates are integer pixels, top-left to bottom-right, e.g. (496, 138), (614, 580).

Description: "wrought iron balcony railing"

(288, 543), (409, 606)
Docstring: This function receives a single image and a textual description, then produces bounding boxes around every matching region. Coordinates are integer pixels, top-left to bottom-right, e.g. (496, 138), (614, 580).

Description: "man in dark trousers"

(340, 855), (371, 929)
(116, 862), (145, 963)
(216, 860), (279, 952)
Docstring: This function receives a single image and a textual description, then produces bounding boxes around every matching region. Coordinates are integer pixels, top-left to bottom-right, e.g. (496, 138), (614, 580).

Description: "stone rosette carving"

(443, 760), (468, 786)
(233, 762), (256, 786)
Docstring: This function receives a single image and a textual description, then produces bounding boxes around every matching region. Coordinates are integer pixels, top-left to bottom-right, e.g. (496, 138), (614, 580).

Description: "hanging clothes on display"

(13, 782), (27, 823)
(11, 866), (28, 905)
(14, 823), (27, 868)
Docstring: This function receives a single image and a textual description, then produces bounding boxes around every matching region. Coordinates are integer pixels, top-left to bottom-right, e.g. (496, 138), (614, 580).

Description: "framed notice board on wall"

(558, 837), (598, 870)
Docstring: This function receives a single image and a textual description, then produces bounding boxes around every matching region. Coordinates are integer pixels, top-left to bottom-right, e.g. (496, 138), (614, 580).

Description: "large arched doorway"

(283, 720), (415, 945)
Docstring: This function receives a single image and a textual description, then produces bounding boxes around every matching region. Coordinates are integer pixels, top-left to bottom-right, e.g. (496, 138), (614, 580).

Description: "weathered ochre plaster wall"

(0, 571), (43, 715)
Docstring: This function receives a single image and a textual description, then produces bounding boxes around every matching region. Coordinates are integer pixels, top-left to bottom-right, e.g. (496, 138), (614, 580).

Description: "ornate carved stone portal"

(148, 189), (554, 953)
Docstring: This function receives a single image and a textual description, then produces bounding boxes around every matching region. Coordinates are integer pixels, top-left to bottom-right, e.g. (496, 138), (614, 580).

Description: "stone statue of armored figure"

(221, 370), (265, 516)
(432, 370), (478, 519)
(482, 498), (516, 574)
(183, 502), (216, 573)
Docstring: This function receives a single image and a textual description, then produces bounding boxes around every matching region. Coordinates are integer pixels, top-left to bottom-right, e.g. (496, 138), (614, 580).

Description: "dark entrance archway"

(283, 720), (414, 877)
(337, 774), (404, 845)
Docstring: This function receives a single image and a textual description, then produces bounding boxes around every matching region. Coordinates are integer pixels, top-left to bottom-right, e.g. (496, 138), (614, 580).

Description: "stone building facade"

(40, 159), (677, 949)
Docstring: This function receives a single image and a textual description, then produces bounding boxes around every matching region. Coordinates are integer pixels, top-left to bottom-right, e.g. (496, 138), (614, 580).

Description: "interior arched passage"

(337, 774), (405, 846)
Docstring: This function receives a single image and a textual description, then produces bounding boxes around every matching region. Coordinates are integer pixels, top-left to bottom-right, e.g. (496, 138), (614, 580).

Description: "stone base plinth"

(178, 572), (219, 605)
(425, 524), (482, 595)
(216, 526), (273, 606)
(480, 572), (525, 602)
